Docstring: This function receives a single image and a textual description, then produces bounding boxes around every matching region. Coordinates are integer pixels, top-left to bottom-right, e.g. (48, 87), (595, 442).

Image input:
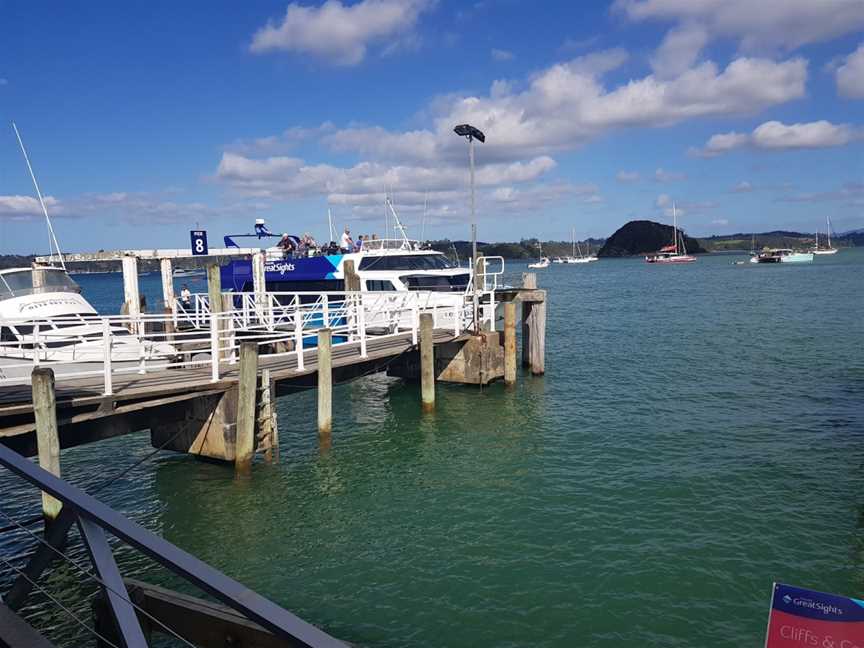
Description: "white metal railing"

(0, 288), (491, 395)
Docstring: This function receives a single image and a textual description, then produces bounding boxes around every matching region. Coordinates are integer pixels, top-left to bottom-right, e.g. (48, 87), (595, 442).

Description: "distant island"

(598, 220), (706, 257)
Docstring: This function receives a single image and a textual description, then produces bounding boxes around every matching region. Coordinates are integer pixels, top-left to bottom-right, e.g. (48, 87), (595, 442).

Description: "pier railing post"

(504, 302), (516, 385)
(102, 319), (113, 395)
(32, 367), (62, 522)
(208, 263), (222, 380)
(317, 329), (333, 445)
(420, 313), (435, 412)
(235, 342), (259, 476)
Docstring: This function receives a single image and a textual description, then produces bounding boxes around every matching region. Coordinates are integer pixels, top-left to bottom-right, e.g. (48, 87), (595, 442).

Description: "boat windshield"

(401, 273), (470, 292)
(358, 254), (454, 271)
(0, 269), (81, 300)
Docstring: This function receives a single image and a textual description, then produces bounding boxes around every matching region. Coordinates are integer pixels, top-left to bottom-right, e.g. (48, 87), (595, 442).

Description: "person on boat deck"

(278, 233), (296, 257)
(302, 232), (317, 253)
(254, 218), (272, 238)
(339, 227), (353, 252)
(354, 235), (364, 252)
(180, 284), (191, 306)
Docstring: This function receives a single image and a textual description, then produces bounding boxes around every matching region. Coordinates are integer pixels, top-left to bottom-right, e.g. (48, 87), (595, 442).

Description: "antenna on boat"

(327, 207), (335, 244)
(12, 122), (66, 270)
(385, 195), (410, 245)
(420, 191), (428, 242)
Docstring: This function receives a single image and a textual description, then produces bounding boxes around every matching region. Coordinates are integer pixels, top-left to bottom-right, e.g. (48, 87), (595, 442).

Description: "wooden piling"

(31, 368), (62, 521)
(121, 255), (141, 333)
(528, 300), (546, 375)
(234, 342), (258, 476)
(343, 259), (361, 292)
(258, 369), (279, 463)
(159, 258), (174, 314)
(521, 273), (536, 367)
(504, 302), (516, 385)
(317, 329), (333, 443)
(420, 313), (435, 411)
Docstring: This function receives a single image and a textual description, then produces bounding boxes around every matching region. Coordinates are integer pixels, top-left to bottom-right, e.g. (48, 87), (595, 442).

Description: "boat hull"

(645, 255), (696, 264)
(812, 249), (838, 255)
(780, 252), (814, 263)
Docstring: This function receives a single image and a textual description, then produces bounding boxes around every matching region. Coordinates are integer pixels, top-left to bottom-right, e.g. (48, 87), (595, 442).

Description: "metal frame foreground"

(0, 443), (344, 648)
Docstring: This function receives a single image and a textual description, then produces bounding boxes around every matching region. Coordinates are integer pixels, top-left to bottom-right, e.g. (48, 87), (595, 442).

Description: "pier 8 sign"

(765, 583), (864, 647)
(190, 230), (208, 256)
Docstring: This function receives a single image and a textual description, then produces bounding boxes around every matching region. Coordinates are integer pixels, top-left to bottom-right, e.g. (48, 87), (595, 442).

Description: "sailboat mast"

(826, 215), (832, 249)
(12, 122), (66, 270)
(672, 202), (678, 255)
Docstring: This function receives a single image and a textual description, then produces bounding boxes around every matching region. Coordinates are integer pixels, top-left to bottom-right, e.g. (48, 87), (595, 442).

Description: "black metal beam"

(77, 517), (148, 648)
(0, 444), (343, 648)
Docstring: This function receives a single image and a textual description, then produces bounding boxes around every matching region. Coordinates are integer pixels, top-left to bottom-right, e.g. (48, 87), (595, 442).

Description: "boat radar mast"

(12, 122), (66, 270)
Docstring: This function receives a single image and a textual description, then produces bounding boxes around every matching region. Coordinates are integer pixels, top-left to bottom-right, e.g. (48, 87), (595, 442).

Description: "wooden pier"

(0, 270), (546, 474)
(0, 260), (546, 646)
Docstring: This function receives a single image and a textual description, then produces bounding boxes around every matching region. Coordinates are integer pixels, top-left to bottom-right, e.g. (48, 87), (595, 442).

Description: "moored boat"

(645, 203), (696, 264)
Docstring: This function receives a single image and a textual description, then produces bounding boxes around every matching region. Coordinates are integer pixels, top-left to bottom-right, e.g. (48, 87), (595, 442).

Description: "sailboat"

(812, 216), (839, 255)
(528, 241), (550, 268)
(645, 203), (696, 264)
(564, 228), (598, 263)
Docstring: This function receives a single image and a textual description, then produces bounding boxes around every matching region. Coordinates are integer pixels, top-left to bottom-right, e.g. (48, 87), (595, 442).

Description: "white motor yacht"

(0, 266), (176, 380)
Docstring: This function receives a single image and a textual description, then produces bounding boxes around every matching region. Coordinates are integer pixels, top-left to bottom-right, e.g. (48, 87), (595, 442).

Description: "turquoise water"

(2, 251), (863, 646)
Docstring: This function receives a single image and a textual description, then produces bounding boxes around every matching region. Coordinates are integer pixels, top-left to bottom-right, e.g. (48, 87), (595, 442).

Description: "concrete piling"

(317, 329), (333, 444)
(160, 258), (174, 313)
(504, 302), (516, 385)
(234, 342), (259, 476)
(122, 255), (141, 334)
(31, 368), (62, 521)
(420, 313), (435, 411)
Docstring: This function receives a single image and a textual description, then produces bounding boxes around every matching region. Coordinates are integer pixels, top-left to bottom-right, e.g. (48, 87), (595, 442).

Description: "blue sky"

(0, 0), (862, 254)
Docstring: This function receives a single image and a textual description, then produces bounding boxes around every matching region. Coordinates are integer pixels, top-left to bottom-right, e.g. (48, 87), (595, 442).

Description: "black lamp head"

(453, 124), (485, 143)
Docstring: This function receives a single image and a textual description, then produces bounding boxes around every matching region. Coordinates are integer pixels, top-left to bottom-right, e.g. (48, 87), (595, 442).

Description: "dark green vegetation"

(597, 220), (706, 257)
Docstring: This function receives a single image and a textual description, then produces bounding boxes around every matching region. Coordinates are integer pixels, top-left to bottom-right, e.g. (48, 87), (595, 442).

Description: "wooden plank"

(122, 579), (300, 648)
(234, 342), (258, 475)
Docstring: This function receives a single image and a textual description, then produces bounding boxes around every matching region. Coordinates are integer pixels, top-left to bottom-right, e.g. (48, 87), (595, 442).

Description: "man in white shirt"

(339, 227), (353, 251)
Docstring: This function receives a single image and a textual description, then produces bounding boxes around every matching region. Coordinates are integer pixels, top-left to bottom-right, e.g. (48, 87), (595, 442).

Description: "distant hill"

(598, 220), (706, 257)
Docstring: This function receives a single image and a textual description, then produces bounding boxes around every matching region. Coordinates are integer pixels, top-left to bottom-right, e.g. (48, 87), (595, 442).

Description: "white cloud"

(215, 151), (557, 200)
(691, 120), (860, 156)
(228, 123), (335, 155)
(752, 120), (857, 149)
(689, 131), (750, 158)
(0, 195), (60, 220)
(249, 0), (434, 65)
(711, 218), (729, 226)
(615, 0), (864, 52)
(655, 168), (686, 182)
(836, 43), (864, 99)
(491, 48), (514, 62)
(650, 24), (708, 79)
(616, 170), (641, 183)
(776, 182), (863, 206)
(731, 181), (753, 193)
(220, 41), (808, 218)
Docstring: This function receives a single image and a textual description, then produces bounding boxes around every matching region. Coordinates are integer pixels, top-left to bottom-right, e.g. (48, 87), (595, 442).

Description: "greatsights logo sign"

(789, 596), (844, 616)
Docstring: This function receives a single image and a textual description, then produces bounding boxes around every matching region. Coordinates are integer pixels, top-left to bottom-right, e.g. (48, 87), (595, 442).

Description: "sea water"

(1, 250), (863, 647)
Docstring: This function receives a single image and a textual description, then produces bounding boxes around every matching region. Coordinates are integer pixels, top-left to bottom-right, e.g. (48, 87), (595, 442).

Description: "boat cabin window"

(401, 274), (470, 292)
(0, 269), (80, 299)
(365, 280), (397, 291)
(267, 280), (345, 304)
(358, 254), (453, 271)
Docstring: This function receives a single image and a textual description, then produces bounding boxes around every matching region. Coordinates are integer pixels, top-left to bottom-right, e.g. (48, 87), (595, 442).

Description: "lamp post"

(453, 123), (485, 333)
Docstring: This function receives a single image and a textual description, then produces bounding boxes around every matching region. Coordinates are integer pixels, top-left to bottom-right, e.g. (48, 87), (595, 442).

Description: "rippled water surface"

(2, 251), (863, 647)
